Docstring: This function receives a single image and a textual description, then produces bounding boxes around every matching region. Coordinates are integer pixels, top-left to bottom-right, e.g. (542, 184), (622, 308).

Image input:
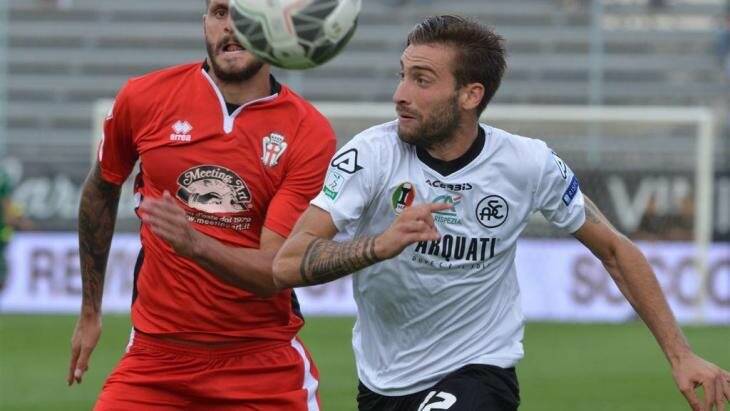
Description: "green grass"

(1, 315), (728, 410)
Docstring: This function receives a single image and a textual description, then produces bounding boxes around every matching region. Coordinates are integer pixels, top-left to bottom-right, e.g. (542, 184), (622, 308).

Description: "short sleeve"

(97, 82), (138, 185)
(535, 147), (586, 233)
(310, 134), (377, 233)
(264, 114), (337, 238)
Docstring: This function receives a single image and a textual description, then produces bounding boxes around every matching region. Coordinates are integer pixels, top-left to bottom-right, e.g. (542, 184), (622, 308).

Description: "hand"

(672, 352), (730, 411)
(139, 191), (200, 258)
(68, 312), (102, 386)
(375, 202), (451, 260)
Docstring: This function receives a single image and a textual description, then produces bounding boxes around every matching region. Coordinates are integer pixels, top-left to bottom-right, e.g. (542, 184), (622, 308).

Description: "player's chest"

(135, 112), (295, 204)
(376, 160), (533, 238)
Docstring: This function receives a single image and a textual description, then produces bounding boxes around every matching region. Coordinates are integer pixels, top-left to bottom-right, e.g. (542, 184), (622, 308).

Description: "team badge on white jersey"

(261, 133), (288, 167)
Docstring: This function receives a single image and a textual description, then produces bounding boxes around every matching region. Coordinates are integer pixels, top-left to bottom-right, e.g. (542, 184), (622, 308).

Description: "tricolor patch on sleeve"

(562, 176), (580, 206)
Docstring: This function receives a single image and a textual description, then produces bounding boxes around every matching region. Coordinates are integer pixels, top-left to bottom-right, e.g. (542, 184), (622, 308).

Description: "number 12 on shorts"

(417, 391), (457, 411)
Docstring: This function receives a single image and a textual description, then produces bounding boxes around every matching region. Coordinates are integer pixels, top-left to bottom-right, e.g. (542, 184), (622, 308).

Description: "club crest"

(261, 133), (288, 167)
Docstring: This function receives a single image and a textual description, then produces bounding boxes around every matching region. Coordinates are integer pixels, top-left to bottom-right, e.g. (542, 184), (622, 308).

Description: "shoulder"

(275, 86), (337, 148)
(348, 120), (402, 152)
(120, 62), (201, 108)
(486, 124), (552, 170)
(328, 121), (401, 178)
(127, 62), (201, 89)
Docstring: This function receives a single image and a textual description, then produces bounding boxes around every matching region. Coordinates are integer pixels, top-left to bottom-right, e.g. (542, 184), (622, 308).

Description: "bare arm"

(139, 192), (284, 297)
(273, 203), (449, 288)
(188, 227), (284, 297)
(77, 163), (121, 315)
(69, 163), (122, 386)
(573, 196), (729, 410)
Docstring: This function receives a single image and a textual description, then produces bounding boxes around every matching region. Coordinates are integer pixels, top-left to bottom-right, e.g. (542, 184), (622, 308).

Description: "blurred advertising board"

(1, 233), (727, 324)
(5, 164), (730, 240)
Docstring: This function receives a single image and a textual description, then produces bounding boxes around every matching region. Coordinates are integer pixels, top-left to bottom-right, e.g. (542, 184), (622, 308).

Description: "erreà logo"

(176, 165), (251, 213)
(170, 120), (193, 142)
(391, 182), (415, 215)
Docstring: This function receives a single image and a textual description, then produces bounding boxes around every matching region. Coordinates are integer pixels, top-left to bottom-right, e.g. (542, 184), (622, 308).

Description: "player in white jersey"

(274, 15), (730, 411)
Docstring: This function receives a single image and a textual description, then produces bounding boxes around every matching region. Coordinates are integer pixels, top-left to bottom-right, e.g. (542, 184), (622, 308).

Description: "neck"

(207, 62), (272, 105)
(425, 121), (480, 162)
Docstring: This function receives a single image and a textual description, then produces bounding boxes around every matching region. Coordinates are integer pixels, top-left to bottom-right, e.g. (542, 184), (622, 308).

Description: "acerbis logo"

(475, 195), (508, 228)
(331, 149), (363, 174)
(417, 391), (457, 411)
(552, 151), (568, 180)
(426, 179), (473, 191)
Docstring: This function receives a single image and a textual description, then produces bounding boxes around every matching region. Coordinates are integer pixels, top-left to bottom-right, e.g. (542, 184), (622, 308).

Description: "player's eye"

(397, 71), (405, 80)
(213, 7), (227, 18)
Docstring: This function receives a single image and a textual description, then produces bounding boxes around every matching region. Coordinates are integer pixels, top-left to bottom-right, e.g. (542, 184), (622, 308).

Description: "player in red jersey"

(67, 1), (336, 409)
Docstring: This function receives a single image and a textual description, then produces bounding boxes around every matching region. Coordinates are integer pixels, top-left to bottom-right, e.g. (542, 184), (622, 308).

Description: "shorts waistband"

(129, 329), (291, 359)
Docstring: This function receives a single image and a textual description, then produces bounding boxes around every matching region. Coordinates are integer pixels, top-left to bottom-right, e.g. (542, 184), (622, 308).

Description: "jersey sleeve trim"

(565, 209), (587, 234)
(262, 219), (292, 240)
(310, 195), (347, 232)
(99, 168), (128, 186)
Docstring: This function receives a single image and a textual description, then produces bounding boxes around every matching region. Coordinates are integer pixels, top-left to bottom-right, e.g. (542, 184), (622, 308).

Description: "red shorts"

(95, 330), (320, 411)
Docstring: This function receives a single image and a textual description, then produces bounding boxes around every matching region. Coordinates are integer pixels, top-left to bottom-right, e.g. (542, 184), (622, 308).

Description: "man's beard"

(205, 38), (264, 83)
(397, 93), (462, 150)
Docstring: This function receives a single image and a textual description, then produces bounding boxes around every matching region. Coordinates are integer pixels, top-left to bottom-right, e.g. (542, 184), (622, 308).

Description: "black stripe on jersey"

(131, 248), (144, 306)
(291, 289), (304, 320)
(416, 126), (485, 176)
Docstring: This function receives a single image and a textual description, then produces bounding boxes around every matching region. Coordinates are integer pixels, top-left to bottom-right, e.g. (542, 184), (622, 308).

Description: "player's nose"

(224, 15), (235, 34)
(392, 80), (409, 106)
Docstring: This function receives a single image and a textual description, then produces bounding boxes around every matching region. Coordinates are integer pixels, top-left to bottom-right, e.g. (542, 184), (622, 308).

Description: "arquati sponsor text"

(412, 235), (498, 269)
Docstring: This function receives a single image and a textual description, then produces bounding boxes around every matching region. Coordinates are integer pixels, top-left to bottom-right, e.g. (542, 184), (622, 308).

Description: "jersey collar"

(200, 60), (280, 134)
(416, 126), (486, 177)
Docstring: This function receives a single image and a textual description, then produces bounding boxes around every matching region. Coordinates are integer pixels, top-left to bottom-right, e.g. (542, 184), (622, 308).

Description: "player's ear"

(459, 83), (484, 112)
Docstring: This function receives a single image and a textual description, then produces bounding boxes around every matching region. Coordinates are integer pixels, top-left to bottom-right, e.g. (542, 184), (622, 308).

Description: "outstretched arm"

(69, 163), (122, 386)
(273, 202), (449, 288)
(139, 192), (285, 297)
(573, 196), (729, 411)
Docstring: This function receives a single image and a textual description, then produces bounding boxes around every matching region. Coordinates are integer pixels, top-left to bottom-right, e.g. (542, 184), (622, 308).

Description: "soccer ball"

(229, 0), (361, 70)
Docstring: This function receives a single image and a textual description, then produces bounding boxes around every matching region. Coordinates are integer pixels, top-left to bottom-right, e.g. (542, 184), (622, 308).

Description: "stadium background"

(0, 0), (728, 410)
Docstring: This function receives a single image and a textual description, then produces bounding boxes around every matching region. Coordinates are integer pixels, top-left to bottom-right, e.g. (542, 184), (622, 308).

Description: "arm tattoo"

(299, 236), (380, 285)
(584, 196), (620, 233)
(585, 198), (602, 225)
(78, 164), (121, 314)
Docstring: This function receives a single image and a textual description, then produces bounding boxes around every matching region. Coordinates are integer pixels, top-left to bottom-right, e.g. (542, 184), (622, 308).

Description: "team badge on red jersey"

(261, 133), (288, 167)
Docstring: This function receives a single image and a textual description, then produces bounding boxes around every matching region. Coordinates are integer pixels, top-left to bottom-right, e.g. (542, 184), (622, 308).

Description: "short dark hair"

(406, 15), (506, 115)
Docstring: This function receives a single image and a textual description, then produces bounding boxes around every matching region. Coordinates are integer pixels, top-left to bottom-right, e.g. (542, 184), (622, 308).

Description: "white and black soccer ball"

(229, 0), (361, 70)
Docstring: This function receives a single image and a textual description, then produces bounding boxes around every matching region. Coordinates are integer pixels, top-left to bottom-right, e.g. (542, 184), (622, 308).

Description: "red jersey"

(98, 62), (336, 343)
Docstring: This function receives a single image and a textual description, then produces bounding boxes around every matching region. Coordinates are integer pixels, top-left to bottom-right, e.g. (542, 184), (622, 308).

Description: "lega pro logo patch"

(323, 170), (345, 200)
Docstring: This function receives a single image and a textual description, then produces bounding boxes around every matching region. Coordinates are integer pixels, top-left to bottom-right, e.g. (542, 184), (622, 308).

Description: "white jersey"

(311, 121), (586, 396)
